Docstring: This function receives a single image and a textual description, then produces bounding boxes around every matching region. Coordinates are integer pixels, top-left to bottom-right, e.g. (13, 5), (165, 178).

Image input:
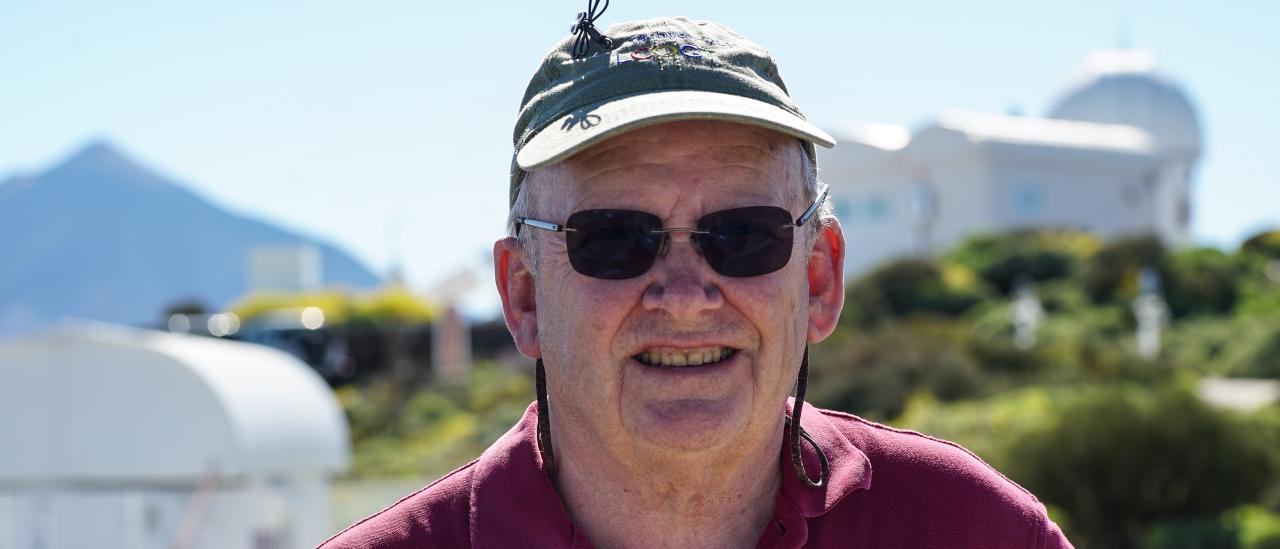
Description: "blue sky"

(2, 1), (1276, 308)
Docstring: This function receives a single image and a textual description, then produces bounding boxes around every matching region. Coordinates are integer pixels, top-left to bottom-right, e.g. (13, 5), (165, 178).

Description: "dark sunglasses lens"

(698, 206), (794, 277)
(565, 210), (664, 279)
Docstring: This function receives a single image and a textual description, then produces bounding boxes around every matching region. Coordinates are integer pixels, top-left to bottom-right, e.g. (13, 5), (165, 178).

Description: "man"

(322, 13), (1072, 549)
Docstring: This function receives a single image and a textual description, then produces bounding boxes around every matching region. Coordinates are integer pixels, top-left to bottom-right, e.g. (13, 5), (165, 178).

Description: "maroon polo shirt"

(321, 400), (1072, 548)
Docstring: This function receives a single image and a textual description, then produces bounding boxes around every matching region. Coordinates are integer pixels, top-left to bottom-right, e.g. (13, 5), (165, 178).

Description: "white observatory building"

(820, 49), (1203, 276)
(0, 325), (350, 549)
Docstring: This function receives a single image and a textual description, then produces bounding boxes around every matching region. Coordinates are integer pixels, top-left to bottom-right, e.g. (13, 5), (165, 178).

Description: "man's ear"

(806, 220), (845, 343)
(494, 237), (541, 358)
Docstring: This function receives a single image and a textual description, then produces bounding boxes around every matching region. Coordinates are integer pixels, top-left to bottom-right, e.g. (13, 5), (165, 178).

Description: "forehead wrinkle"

(569, 162), (782, 206)
(571, 139), (635, 173)
(570, 122), (784, 172)
(568, 149), (780, 196)
(574, 141), (776, 175)
(702, 143), (777, 166)
(539, 122), (803, 215)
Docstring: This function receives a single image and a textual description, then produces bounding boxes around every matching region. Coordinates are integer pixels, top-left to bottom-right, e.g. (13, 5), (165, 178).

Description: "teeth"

(634, 347), (735, 367)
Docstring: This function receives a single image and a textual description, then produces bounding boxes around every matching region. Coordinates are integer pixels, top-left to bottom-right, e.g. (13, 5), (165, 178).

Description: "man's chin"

(626, 397), (748, 452)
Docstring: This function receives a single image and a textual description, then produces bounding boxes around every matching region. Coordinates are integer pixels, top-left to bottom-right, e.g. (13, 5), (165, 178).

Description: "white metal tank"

(0, 323), (351, 549)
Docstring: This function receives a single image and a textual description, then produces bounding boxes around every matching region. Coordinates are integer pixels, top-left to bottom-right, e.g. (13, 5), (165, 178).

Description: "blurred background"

(1, 1), (1278, 548)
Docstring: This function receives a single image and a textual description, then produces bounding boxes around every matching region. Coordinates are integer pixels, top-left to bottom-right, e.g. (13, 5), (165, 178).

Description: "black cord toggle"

(570, 0), (613, 59)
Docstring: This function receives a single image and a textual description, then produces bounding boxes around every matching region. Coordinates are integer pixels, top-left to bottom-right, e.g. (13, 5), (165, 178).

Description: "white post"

(1011, 278), (1044, 350)
(1131, 267), (1168, 360)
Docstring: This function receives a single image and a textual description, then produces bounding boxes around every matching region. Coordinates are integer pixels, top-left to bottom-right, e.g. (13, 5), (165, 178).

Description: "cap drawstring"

(569, 0), (613, 59)
(536, 358), (557, 474)
(535, 348), (829, 488)
(788, 346), (830, 488)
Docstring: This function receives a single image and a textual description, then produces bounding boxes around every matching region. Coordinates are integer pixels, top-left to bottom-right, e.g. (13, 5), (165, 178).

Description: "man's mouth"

(632, 346), (738, 368)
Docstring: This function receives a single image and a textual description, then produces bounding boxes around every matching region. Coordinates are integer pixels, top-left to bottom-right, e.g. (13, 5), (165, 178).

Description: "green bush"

(844, 259), (988, 325)
(1142, 515), (1239, 549)
(947, 230), (1097, 295)
(896, 386), (1280, 549)
(1005, 388), (1275, 549)
(1242, 231), (1280, 261)
(336, 362), (533, 478)
(808, 319), (986, 420)
(1166, 314), (1280, 378)
(893, 387), (1064, 469)
(230, 286), (437, 326)
(1166, 247), (1240, 318)
(1235, 230), (1280, 316)
(965, 298), (1172, 386)
(1235, 506), (1280, 549)
(1083, 235), (1167, 305)
(1235, 326), (1280, 378)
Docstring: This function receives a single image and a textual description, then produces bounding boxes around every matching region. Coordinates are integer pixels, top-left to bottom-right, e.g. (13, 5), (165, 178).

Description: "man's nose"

(641, 233), (724, 318)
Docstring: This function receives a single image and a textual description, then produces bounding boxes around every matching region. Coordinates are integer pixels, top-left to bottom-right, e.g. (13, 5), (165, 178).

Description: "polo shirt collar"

(779, 396), (873, 517)
(469, 400), (873, 547)
(470, 403), (589, 547)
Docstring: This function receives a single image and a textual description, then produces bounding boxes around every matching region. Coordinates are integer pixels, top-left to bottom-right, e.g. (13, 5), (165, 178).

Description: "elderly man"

(322, 13), (1071, 549)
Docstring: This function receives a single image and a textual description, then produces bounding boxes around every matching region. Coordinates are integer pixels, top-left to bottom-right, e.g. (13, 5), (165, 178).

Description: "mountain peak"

(58, 139), (141, 174)
(0, 141), (381, 337)
(38, 139), (174, 194)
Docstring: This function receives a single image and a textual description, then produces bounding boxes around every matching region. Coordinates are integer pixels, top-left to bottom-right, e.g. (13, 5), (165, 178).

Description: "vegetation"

(335, 228), (1280, 548)
(337, 363), (532, 478)
(229, 285), (437, 326)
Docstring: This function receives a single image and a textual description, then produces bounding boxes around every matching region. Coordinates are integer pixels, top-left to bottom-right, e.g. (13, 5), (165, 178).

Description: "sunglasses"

(515, 185), (828, 279)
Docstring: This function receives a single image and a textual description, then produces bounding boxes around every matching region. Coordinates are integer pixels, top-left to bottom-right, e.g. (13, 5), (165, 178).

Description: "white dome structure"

(818, 48), (1206, 276)
(0, 323), (351, 549)
(1049, 49), (1203, 159)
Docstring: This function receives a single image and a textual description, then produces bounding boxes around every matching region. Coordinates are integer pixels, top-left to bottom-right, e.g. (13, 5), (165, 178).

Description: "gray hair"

(506, 171), (543, 273)
(507, 140), (835, 275)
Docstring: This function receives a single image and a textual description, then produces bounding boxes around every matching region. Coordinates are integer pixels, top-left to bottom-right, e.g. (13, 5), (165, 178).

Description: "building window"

(836, 193), (897, 225)
(868, 194), (891, 221)
(910, 182), (938, 228)
(1014, 182), (1043, 215)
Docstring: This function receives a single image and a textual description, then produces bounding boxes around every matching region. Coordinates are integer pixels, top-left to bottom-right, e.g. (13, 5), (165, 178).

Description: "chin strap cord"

(788, 346), (830, 488)
(536, 358), (557, 474)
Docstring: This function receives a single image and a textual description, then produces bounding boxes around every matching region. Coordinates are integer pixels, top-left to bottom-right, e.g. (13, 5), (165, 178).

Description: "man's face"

(498, 120), (843, 458)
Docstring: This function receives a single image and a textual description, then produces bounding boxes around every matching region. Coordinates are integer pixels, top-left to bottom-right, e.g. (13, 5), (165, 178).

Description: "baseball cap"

(510, 15), (835, 206)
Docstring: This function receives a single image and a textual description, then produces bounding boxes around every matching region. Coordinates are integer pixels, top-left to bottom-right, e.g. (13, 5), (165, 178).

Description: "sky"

(2, 1), (1276, 314)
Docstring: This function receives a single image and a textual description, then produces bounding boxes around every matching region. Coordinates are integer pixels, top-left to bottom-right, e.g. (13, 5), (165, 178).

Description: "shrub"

(1141, 515), (1239, 549)
(1005, 388), (1275, 549)
(229, 286), (437, 326)
(1242, 231), (1280, 261)
(892, 387), (1063, 469)
(808, 320), (986, 420)
(947, 230), (1097, 295)
(1166, 247), (1239, 318)
(1083, 234), (1167, 305)
(1235, 506), (1280, 549)
(338, 362), (533, 478)
(1167, 314), (1280, 378)
(844, 259), (988, 325)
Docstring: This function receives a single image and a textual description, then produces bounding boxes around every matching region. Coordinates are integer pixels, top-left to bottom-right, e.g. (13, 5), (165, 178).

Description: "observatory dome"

(1049, 49), (1202, 158)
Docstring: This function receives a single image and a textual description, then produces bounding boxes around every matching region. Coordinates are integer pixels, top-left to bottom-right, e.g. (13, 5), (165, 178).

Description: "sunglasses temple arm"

(517, 217), (576, 233)
(795, 184), (829, 226)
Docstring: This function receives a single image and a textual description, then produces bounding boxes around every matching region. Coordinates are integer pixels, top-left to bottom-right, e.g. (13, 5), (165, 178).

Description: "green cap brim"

(516, 89), (836, 171)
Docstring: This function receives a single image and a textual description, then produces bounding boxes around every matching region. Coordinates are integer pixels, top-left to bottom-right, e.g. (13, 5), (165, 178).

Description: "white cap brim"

(516, 90), (836, 171)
